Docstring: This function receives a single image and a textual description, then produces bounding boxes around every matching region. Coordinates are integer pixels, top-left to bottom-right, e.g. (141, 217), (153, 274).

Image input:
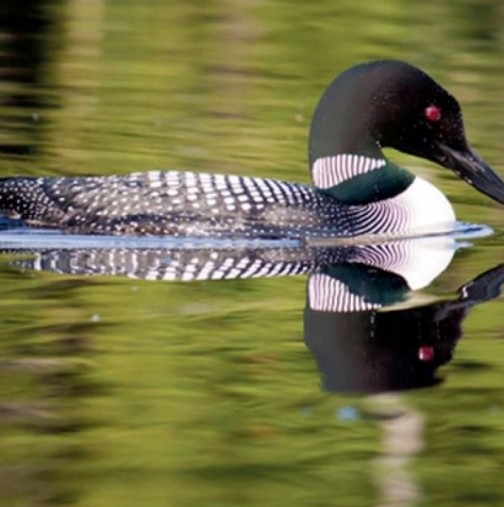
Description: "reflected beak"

(436, 142), (504, 205)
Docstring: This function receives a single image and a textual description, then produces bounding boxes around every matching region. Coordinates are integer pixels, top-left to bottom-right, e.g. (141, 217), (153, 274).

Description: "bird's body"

(0, 60), (502, 239)
(0, 168), (455, 239)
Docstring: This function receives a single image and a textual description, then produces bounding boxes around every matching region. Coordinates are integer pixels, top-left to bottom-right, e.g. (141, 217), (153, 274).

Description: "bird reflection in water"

(304, 261), (504, 393)
(2, 232), (504, 394)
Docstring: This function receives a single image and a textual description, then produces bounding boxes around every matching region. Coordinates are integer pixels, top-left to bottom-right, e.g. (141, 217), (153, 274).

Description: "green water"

(1, 1), (504, 506)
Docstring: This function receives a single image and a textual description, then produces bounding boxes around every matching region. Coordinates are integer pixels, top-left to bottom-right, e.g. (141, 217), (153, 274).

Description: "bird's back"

(0, 171), (348, 238)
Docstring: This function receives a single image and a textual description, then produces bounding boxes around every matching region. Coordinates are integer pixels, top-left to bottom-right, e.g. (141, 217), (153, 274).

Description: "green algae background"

(1, 1), (504, 506)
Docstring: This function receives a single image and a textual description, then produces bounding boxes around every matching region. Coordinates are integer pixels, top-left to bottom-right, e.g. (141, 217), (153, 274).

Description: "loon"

(0, 60), (503, 239)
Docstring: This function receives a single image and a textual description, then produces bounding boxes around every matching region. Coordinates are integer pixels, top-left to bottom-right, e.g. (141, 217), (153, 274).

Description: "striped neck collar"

(311, 154), (414, 205)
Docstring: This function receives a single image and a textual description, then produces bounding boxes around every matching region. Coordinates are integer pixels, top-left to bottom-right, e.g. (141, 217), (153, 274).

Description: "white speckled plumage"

(0, 167), (456, 239)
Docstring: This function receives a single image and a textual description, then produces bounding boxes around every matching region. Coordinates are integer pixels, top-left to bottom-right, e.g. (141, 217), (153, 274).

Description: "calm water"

(1, 1), (504, 506)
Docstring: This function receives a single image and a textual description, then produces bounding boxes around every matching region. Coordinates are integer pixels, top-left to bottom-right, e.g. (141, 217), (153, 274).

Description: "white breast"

(391, 176), (456, 235)
(349, 176), (457, 237)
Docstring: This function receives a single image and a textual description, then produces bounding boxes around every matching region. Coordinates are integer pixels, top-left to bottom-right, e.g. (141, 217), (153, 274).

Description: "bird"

(0, 60), (502, 239)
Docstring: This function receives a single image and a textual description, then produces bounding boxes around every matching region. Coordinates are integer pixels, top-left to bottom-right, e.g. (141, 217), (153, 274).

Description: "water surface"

(1, 1), (504, 507)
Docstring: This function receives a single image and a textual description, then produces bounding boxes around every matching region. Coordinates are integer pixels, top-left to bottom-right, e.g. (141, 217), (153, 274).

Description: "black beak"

(436, 142), (504, 205)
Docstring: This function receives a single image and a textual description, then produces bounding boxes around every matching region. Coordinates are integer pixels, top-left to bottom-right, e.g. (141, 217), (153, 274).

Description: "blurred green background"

(1, 1), (504, 506)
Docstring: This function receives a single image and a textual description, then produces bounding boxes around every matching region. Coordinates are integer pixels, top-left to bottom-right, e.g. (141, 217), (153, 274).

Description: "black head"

(310, 60), (504, 204)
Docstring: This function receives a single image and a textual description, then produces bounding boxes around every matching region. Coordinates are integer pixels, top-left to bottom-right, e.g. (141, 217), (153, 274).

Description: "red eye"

(425, 105), (441, 122)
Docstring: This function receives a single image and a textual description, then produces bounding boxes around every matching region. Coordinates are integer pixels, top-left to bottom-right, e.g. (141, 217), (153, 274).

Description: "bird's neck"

(309, 118), (414, 205)
(307, 77), (414, 205)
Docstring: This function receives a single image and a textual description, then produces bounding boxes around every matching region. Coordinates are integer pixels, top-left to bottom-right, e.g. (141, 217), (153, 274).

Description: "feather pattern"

(0, 170), (454, 239)
(312, 155), (387, 188)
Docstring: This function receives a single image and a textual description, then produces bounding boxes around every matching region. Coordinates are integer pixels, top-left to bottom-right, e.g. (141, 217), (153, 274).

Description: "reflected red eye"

(418, 345), (434, 362)
(425, 105), (441, 122)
